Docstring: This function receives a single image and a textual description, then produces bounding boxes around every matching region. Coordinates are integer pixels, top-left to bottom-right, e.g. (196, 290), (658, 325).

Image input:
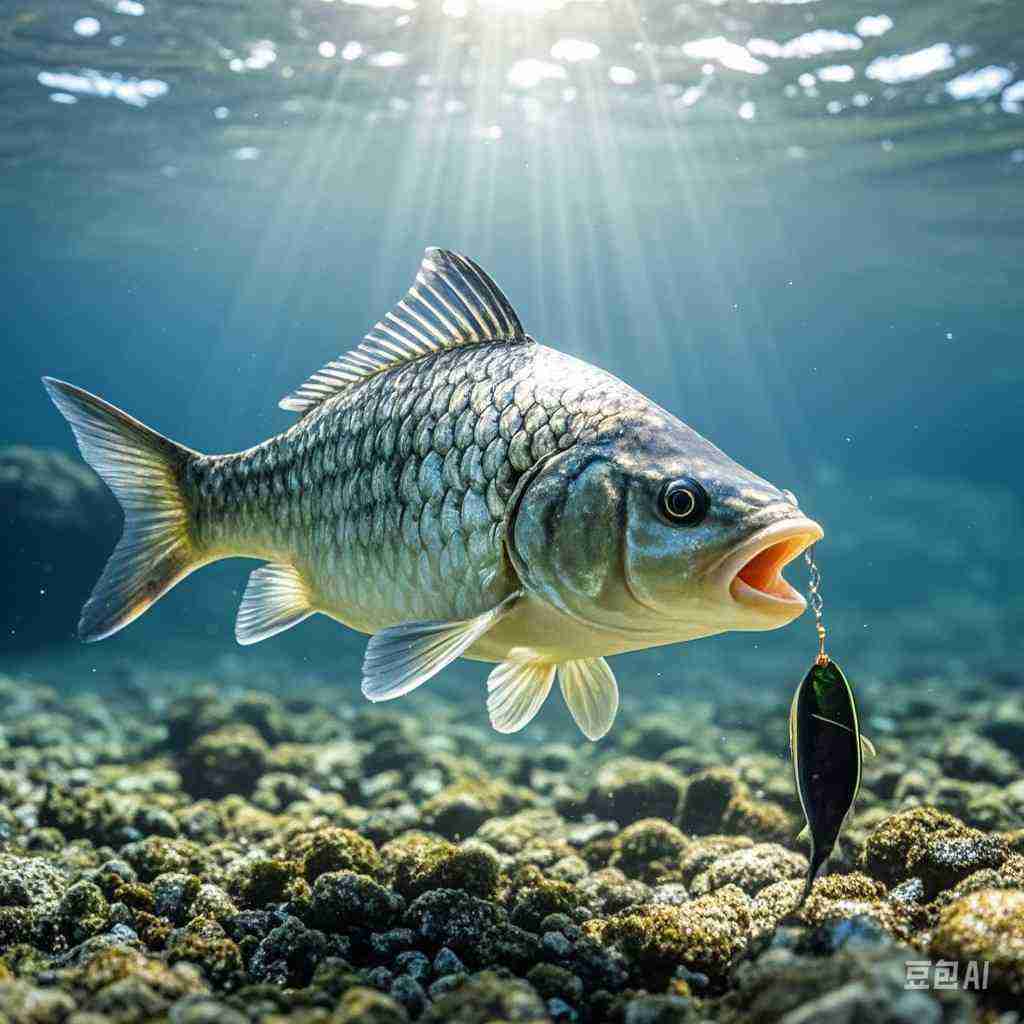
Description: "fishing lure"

(790, 547), (875, 902)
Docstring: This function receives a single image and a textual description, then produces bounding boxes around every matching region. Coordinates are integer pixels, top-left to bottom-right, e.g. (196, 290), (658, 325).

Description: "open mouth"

(713, 519), (824, 614)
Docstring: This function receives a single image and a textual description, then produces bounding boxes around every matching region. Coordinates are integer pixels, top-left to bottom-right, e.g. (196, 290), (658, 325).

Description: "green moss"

(113, 882), (155, 913)
(584, 758), (688, 825)
(75, 947), (206, 1000)
(298, 827), (382, 882)
(121, 836), (211, 882)
(38, 785), (135, 846)
(689, 843), (807, 897)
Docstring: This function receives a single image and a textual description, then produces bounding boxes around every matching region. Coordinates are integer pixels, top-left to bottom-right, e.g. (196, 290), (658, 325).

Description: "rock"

(310, 871), (404, 932)
(421, 970), (548, 1023)
(689, 843), (807, 896)
(609, 818), (689, 882)
(930, 887), (1024, 995)
(589, 884), (751, 985)
(938, 731), (1019, 784)
(405, 889), (506, 963)
(677, 768), (741, 834)
(247, 915), (336, 987)
(179, 725), (269, 799)
(166, 917), (243, 986)
(381, 833), (500, 900)
(334, 986), (410, 1023)
(58, 880), (109, 944)
(509, 872), (583, 931)
(0, 445), (118, 651)
(861, 806), (1007, 897)
(298, 827), (382, 882)
(583, 759), (688, 825)
(421, 780), (535, 839)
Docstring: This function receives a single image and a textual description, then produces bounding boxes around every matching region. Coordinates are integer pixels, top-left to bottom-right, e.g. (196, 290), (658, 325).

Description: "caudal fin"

(42, 377), (202, 641)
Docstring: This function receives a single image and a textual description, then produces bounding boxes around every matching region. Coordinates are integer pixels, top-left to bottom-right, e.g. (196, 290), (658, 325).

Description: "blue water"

(2, 0), (1023, 708)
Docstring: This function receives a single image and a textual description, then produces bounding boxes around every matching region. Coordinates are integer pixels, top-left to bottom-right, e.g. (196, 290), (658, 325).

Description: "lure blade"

(790, 657), (865, 901)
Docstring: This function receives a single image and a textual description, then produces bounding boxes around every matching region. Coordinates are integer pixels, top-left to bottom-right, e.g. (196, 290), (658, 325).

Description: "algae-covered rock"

(609, 818), (690, 883)
(929, 887), (1024, 997)
(298, 827), (382, 882)
(180, 725), (269, 799)
(421, 969), (547, 1023)
(166, 916), (243, 986)
(509, 871), (583, 931)
(589, 884), (751, 985)
(583, 759), (688, 825)
(381, 833), (501, 900)
(677, 768), (741, 834)
(689, 843), (807, 896)
(58, 880), (109, 944)
(335, 985), (411, 1023)
(421, 780), (534, 839)
(939, 731), (1020, 784)
(405, 889), (506, 963)
(309, 870), (404, 931)
(861, 806), (1007, 896)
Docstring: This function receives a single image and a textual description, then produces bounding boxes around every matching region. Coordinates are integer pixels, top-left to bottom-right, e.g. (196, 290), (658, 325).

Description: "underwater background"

(2, 0), (1024, 1020)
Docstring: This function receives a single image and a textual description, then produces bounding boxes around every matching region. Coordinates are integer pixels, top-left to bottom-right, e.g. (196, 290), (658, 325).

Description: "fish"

(44, 247), (823, 740)
(790, 656), (876, 900)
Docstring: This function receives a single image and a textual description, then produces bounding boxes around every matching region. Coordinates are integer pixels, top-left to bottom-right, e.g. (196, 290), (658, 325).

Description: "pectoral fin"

(860, 734), (877, 758)
(486, 660), (556, 733)
(362, 592), (521, 702)
(557, 657), (619, 741)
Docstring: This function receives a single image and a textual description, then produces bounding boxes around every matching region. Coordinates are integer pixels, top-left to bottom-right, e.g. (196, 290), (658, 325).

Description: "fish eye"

(660, 478), (708, 526)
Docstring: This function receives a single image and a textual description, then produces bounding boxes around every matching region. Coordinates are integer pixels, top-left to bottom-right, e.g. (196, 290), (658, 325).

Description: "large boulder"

(0, 445), (118, 649)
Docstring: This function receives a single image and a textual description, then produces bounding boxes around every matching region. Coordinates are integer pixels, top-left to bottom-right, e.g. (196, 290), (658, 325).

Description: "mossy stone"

(300, 828), (382, 882)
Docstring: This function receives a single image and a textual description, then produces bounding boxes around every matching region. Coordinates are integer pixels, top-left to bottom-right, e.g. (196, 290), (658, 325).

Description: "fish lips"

(709, 517), (824, 621)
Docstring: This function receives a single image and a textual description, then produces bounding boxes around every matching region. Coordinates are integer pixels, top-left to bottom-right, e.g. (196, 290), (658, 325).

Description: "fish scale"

(183, 341), (620, 626)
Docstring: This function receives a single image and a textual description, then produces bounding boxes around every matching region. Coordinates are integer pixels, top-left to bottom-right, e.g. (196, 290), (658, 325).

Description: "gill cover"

(508, 446), (634, 628)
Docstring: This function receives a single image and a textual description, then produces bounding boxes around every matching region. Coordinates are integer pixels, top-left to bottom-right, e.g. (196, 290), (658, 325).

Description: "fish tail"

(43, 377), (206, 641)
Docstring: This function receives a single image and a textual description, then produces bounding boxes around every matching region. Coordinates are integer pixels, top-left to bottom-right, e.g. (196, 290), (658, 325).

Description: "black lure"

(790, 548), (874, 902)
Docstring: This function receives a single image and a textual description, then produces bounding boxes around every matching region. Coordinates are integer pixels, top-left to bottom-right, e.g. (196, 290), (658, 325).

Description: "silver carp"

(44, 248), (822, 739)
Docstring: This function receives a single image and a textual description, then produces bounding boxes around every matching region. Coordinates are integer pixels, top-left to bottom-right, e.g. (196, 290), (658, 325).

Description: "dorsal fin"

(280, 248), (529, 414)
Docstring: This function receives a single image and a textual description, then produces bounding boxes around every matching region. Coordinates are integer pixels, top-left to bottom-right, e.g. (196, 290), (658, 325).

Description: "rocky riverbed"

(0, 666), (1022, 1023)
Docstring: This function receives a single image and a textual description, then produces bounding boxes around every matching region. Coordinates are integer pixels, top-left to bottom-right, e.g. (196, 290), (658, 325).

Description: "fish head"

(507, 405), (823, 645)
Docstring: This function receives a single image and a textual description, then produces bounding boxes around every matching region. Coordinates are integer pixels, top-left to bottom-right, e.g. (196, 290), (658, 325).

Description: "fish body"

(45, 248), (822, 739)
(790, 656), (873, 898)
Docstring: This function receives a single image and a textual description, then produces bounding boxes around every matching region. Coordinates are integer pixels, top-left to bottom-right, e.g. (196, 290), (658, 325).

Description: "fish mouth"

(712, 518), (824, 616)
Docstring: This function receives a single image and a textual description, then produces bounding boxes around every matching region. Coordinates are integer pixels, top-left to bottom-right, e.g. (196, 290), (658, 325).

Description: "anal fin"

(486, 660), (556, 734)
(558, 657), (619, 741)
(236, 563), (315, 645)
(362, 592), (521, 702)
